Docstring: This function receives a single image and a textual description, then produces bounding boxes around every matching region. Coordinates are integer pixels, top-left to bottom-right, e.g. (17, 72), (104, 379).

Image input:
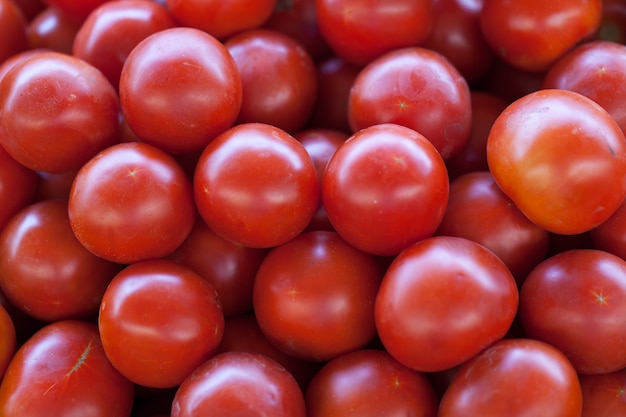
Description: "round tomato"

(321, 123), (449, 256)
(487, 88), (626, 235)
(26, 6), (81, 54)
(579, 368), (626, 416)
(0, 320), (134, 417)
(119, 26), (242, 154)
(68, 141), (196, 264)
(439, 338), (582, 417)
(98, 259), (224, 388)
(194, 123), (319, 248)
(171, 351), (306, 417)
(375, 235), (519, 372)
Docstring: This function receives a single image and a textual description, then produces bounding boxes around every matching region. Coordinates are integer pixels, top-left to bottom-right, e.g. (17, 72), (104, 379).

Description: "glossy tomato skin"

(0, 0), (28, 64)
(0, 51), (120, 173)
(579, 368), (626, 416)
(305, 349), (438, 417)
(0, 199), (122, 322)
(436, 171), (549, 284)
(0, 320), (134, 417)
(68, 141), (196, 264)
(72, 0), (176, 89)
(194, 123), (319, 248)
(171, 351), (306, 417)
(0, 304), (15, 379)
(348, 47), (472, 160)
(119, 27), (242, 154)
(487, 89), (626, 235)
(480, 0), (602, 72)
(316, 0), (433, 66)
(225, 29), (318, 134)
(0, 145), (37, 231)
(375, 236), (519, 372)
(98, 259), (224, 389)
(26, 6), (81, 54)
(322, 123), (449, 256)
(253, 231), (382, 362)
(520, 249), (626, 374)
(439, 338), (582, 417)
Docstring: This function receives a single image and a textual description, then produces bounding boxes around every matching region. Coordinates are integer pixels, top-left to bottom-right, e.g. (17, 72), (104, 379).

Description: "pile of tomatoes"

(2, 0), (626, 416)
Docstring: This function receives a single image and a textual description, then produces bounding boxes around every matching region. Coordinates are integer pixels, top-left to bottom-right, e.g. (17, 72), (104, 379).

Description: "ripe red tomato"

(0, 320), (134, 417)
(171, 351), (306, 417)
(579, 368), (626, 416)
(487, 89), (626, 235)
(253, 230), (382, 362)
(305, 349), (438, 417)
(194, 123), (319, 248)
(0, 50), (120, 173)
(98, 259), (224, 388)
(520, 249), (626, 374)
(439, 338), (583, 417)
(119, 26), (242, 154)
(322, 123), (449, 256)
(480, 0), (602, 72)
(375, 235), (519, 372)
(26, 6), (81, 54)
(224, 28), (318, 134)
(0, 304), (15, 379)
(348, 47), (472, 159)
(316, 0), (434, 66)
(68, 141), (196, 264)
(0, 199), (122, 322)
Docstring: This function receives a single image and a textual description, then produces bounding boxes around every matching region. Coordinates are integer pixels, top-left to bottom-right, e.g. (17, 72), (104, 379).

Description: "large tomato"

(487, 88), (626, 235)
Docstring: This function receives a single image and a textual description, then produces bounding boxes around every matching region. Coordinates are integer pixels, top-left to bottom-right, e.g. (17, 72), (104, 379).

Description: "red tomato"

(0, 320), (134, 417)
(0, 145), (37, 231)
(0, 50), (120, 173)
(26, 5), (80, 54)
(439, 338), (582, 416)
(305, 349), (438, 417)
(165, 0), (277, 40)
(0, 0), (28, 64)
(98, 259), (224, 388)
(579, 368), (626, 416)
(321, 123), (449, 256)
(119, 26), (242, 154)
(0, 200), (122, 322)
(480, 0), (602, 72)
(72, 0), (176, 89)
(436, 171), (549, 283)
(487, 89), (626, 235)
(0, 304), (15, 379)
(316, 0), (433, 66)
(171, 351), (306, 417)
(194, 123), (319, 248)
(253, 230), (383, 362)
(68, 141), (196, 264)
(348, 47), (472, 160)
(375, 236), (519, 372)
(520, 249), (626, 374)
(224, 28), (318, 134)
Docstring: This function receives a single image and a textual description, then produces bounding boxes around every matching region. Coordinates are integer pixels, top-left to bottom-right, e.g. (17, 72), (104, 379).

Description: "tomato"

(322, 123), (449, 256)
(0, 50), (120, 173)
(487, 89), (626, 235)
(0, 304), (15, 380)
(72, 0), (176, 89)
(348, 47), (472, 160)
(0, 0), (28, 64)
(253, 230), (382, 362)
(439, 338), (582, 417)
(316, 0), (433, 66)
(542, 40), (626, 136)
(305, 349), (438, 417)
(0, 199), (122, 322)
(375, 235), (519, 372)
(98, 259), (224, 388)
(171, 351), (306, 417)
(480, 0), (602, 72)
(26, 5), (80, 54)
(436, 171), (549, 283)
(224, 28), (318, 134)
(119, 26), (242, 154)
(165, 0), (277, 40)
(0, 320), (134, 417)
(520, 249), (626, 374)
(194, 123), (319, 248)
(0, 145), (37, 231)
(167, 216), (268, 317)
(68, 141), (196, 264)
(579, 368), (626, 416)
